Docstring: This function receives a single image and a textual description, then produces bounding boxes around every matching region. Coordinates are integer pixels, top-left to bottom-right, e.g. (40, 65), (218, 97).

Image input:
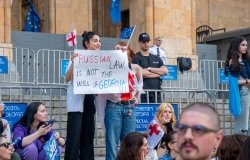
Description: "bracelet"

(246, 79), (248, 84)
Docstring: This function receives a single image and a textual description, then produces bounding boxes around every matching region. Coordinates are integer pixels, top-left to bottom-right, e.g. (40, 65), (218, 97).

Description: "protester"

(146, 103), (176, 159)
(215, 134), (246, 160)
(149, 36), (166, 64)
(12, 102), (64, 160)
(159, 131), (181, 160)
(64, 31), (101, 160)
(0, 135), (12, 160)
(225, 36), (250, 134)
(132, 32), (167, 103)
(95, 41), (143, 160)
(117, 132), (148, 160)
(176, 102), (223, 160)
(0, 102), (10, 142)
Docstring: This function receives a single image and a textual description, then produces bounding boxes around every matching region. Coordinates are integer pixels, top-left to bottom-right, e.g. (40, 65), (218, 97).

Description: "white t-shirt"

(66, 61), (85, 112)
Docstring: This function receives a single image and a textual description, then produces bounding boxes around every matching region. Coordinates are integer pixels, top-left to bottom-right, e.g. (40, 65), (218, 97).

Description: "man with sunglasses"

(0, 135), (12, 160)
(132, 33), (167, 103)
(176, 103), (223, 160)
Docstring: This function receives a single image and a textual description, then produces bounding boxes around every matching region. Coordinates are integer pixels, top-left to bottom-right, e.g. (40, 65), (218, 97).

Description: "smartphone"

(47, 119), (55, 126)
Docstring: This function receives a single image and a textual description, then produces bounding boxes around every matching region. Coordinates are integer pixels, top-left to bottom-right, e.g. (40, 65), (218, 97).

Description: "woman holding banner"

(64, 31), (101, 160)
(225, 36), (250, 134)
(95, 41), (143, 160)
(12, 102), (64, 160)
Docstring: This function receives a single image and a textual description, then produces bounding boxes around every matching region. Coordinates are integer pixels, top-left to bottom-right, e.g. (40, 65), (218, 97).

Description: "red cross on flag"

(146, 119), (164, 150)
(66, 29), (77, 47)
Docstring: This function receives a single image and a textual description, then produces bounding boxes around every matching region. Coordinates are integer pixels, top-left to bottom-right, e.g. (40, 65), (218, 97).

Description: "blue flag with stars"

(24, 0), (40, 32)
(120, 27), (134, 39)
(110, 0), (121, 24)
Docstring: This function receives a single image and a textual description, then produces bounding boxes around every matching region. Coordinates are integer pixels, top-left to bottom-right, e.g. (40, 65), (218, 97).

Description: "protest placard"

(73, 50), (129, 94)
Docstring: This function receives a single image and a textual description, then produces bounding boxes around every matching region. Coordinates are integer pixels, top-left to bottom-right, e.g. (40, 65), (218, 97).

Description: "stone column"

(145, 0), (154, 38)
(0, 0), (11, 43)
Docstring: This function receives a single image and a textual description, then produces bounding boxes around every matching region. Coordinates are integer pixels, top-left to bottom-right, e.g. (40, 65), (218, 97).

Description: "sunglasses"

(176, 123), (218, 137)
(0, 142), (11, 149)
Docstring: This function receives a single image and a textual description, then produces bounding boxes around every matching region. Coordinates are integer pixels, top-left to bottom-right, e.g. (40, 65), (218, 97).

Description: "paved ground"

(95, 157), (105, 160)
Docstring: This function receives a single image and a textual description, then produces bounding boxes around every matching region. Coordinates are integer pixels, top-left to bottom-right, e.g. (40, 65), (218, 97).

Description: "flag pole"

(126, 25), (136, 46)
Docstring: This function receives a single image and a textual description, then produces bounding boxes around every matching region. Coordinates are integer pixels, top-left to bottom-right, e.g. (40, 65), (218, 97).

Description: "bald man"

(176, 103), (223, 160)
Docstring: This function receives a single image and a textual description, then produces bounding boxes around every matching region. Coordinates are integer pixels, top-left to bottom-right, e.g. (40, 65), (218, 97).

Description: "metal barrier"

(161, 57), (202, 90)
(0, 47), (36, 84)
(199, 60), (228, 91)
(36, 49), (72, 85)
(214, 90), (233, 135)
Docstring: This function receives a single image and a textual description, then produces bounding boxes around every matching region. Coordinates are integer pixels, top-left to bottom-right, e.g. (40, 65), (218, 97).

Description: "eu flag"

(24, 1), (40, 32)
(110, 0), (121, 24)
(120, 27), (134, 39)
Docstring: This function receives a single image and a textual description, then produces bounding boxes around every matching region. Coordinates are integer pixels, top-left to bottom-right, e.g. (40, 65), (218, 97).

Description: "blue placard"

(2, 103), (27, 129)
(0, 56), (8, 74)
(219, 68), (229, 84)
(135, 103), (178, 132)
(44, 131), (60, 160)
(61, 59), (70, 77)
(162, 65), (178, 80)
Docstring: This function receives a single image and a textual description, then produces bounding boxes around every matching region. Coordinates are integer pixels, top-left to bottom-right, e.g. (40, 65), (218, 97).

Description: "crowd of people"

(0, 32), (249, 160)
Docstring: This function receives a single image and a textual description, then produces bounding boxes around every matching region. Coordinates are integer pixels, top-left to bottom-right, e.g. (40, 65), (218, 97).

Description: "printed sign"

(162, 65), (178, 80)
(44, 131), (60, 160)
(73, 50), (129, 94)
(61, 59), (70, 77)
(219, 68), (229, 84)
(135, 103), (179, 132)
(2, 103), (27, 129)
(0, 56), (8, 74)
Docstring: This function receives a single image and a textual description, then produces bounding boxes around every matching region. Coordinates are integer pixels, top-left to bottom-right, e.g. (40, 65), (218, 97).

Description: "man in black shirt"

(132, 33), (168, 103)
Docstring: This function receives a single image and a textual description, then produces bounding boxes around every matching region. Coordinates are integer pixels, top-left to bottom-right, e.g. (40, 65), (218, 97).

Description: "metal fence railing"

(36, 49), (72, 85)
(0, 47), (36, 85)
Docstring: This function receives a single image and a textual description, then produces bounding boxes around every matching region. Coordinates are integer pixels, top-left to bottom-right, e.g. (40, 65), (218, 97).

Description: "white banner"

(73, 50), (129, 94)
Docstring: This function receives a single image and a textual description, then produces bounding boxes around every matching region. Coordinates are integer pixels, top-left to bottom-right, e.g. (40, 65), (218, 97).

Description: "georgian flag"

(147, 119), (164, 150)
(66, 29), (77, 47)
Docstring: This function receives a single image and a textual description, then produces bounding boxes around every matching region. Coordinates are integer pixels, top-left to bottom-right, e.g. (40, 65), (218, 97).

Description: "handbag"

(228, 72), (241, 117)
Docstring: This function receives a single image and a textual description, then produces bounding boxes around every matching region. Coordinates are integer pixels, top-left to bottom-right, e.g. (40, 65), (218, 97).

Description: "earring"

(211, 147), (217, 157)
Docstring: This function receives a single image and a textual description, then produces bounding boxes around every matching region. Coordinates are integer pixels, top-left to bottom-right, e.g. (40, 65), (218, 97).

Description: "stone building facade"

(1, 0), (250, 58)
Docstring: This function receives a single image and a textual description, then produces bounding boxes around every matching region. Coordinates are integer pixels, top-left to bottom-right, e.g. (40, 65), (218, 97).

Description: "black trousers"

(140, 91), (162, 103)
(64, 94), (95, 160)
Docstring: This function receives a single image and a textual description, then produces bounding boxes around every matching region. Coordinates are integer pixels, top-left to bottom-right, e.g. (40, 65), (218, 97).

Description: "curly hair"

(117, 132), (147, 160)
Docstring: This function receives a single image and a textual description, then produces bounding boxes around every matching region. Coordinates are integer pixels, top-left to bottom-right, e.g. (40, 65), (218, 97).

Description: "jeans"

(234, 87), (250, 134)
(105, 100), (136, 160)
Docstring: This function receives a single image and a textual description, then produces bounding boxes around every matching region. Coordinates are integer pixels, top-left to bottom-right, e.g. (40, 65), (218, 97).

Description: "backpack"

(177, 57), (192, 73)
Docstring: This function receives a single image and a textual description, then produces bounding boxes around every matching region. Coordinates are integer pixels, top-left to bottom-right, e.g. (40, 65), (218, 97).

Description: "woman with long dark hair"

(225, 36), (249, 134)
(117, 132), (148, 160)
(12, 102), (64, 160)
(64, 31), (101, 160)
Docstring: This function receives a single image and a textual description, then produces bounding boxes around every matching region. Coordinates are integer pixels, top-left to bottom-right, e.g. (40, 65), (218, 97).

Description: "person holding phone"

(12, 102), (65, 160)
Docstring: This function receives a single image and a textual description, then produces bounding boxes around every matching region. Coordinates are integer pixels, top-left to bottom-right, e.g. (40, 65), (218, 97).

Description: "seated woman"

(146, 103), (176, 159)
(158, 131), (180, 160)
(12, 102), (65, 160)
(117, 132), (148, 160)
(0, 135), (12, 160)
(0, 102), (11, 142)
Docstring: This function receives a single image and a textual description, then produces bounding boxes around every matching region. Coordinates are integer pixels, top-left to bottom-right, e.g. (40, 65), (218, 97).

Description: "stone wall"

(196, 0), (250, 31)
